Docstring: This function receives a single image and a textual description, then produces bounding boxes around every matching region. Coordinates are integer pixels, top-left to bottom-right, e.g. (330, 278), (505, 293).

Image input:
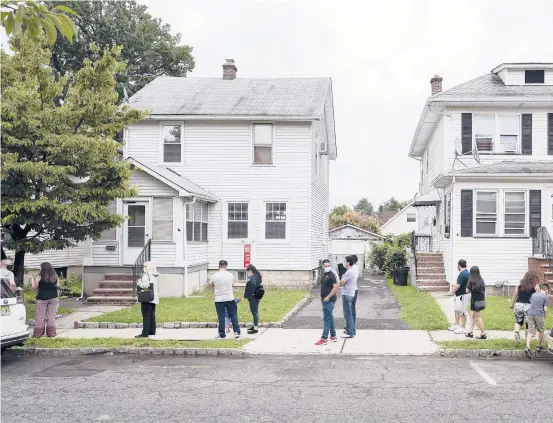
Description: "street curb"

(73, 294), (313, 330)
(432, 348), (553, 359)
(7, 347), (252, 357)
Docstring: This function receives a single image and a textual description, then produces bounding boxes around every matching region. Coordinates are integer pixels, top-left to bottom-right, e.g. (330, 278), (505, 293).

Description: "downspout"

(183, 197), (197, 297)
(450, 175), (456, 285)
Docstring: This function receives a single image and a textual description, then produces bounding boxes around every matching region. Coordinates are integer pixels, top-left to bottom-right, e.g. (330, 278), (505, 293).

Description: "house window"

(99, 201), (117, 241)
(152, 198), (173, 241)
(475, 191), (498, 236)
(162, 125), (181, 163)
(228, 203), (248, 239)
(474, 115), (494, 153)
(504, 191), (526, 236)
(186, 201), (208, 242)
(406, 213), (416, 223)
(265, 202), (287, 239)
(253, 123), (273, 165)
(235, 270), (247, 282)
(525, 70), (544, 84)
(499, 115), (520, 153)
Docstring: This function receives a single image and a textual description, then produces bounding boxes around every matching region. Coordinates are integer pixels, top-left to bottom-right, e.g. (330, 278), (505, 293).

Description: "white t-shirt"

(341, 266), (359, 297)
(0, 268), (15, 284)
(210, 270), (235, 302)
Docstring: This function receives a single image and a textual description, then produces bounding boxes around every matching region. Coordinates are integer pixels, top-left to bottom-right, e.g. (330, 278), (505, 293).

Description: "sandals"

(476, 334), (487, 340)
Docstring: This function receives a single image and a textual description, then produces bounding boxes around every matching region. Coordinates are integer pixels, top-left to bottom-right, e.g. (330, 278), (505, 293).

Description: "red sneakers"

(330, 336), (338, 343)
(314, 338), (328, 346)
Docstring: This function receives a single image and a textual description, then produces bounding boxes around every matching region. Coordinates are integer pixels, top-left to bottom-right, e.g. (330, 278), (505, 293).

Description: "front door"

(123, 202), (149, 265)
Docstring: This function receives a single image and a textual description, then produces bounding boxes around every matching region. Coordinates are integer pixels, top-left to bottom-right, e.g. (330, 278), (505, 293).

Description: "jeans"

(342, 294), (356, 336)
(141, 303), (156, 336)
(248, 298), (260, 327)
(216, 301), (240, 337)
(352, 289), (358, 325)
(321, 300), (336, 339)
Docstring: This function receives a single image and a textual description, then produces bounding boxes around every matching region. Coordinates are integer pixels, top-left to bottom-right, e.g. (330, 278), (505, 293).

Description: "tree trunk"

(13, 250), (26, 287)
(1, 246), (6, 260)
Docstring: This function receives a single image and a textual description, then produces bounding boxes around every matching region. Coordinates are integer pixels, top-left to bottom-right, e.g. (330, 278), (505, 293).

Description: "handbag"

(254, 284), (265, 300)
(474, 300), (486, 311)
(137, 277), (155, 303)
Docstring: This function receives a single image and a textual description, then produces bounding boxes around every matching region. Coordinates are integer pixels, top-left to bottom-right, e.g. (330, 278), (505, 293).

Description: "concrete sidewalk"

(57, 328), (265, 340)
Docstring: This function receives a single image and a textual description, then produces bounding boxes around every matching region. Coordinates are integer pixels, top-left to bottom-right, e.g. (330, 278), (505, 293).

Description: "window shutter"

(548, 114), (553, 155)
(529, 190), (541, 238)
(461, 113), (472, 154)
(460, 190), (473, 237)
(152, 198), (173, 241)
(521, 114), (532, 155)
(99, 201), (117, 241)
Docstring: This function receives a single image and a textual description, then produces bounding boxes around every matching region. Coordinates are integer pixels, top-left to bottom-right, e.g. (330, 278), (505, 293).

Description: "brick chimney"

(222, 59), (237, 80)
(430, 74), (443, 95)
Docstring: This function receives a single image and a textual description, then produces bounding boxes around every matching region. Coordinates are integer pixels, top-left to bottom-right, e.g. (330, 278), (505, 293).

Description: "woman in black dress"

(465, 266), (487, 339)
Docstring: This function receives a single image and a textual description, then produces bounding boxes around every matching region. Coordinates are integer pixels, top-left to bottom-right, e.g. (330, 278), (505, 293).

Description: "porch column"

(83, 237), (93, 266)
(174, 197), (185, 267)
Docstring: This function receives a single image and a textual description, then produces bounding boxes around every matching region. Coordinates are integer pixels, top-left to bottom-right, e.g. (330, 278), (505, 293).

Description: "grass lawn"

(386, 278), (449, 330)
(480, 296), (553, 331)
(437, 339), (547, 350)
(87, 289), (308, 323)
(19, 337), (249, 349)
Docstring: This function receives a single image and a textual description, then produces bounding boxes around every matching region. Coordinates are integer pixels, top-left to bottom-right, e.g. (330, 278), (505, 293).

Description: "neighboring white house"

(82, 60), (337, 300)
(409, 64), (553, 288)
(328, 224), (385, 270)
(379, 201), (417, 236)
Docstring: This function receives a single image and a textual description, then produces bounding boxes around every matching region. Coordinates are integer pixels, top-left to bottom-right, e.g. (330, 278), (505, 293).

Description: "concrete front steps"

(87, 274), (137, 305)
(416, 252), (450, 292)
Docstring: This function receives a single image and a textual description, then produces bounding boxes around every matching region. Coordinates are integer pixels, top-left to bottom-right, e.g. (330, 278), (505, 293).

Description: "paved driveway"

(284, 273), (409, 330)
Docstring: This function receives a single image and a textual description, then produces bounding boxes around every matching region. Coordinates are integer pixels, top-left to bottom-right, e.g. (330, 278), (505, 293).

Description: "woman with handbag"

(135, 261), (160, 338)
(465, 266), (487, 340)
(245, 264), (262, 334)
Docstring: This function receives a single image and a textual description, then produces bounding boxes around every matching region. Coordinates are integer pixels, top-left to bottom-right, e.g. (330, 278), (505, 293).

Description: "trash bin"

(394, 267), (409, 286)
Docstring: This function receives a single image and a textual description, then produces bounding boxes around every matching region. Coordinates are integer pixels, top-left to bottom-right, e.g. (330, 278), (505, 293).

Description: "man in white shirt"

(0, 259), (16, 290)
(339, 256), (359, 338)
(210, 260), (241, 339)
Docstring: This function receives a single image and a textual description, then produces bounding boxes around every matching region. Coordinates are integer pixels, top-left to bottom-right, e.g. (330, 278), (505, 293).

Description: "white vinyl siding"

(22, 243), (85, 269)
(99, 201), (117, 241)
(130, 170), (178, 197)
(152, 198), (174, 241)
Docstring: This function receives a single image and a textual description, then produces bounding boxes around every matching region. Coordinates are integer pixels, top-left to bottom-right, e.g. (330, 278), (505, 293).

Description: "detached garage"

(328, 225), (385, 271)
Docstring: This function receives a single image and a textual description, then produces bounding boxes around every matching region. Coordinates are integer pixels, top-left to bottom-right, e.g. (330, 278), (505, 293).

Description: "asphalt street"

(2, 353), (552, 423)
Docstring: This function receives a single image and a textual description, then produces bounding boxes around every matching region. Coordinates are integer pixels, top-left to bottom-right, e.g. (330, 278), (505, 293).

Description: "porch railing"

(132, 239), (151, 297)
(532, 226), (553, 269)
(413, 233), (433, 253)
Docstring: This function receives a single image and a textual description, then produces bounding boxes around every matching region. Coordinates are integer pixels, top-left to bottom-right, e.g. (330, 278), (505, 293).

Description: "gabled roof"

(128, 77), (331, 118)
(329, 224), (385, 239)
(453, 160), (553, 175)
(128, 157), (217, 202)
(380, 201), (415, 229)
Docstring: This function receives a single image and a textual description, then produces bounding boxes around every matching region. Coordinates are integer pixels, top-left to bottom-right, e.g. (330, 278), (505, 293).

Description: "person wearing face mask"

(135, 261), (160, 338)
(244, 264), (262, 334)
(315, 259), (339, 345)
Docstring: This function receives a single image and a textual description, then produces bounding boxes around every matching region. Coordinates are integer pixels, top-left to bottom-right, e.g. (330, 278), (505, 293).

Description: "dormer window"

(525, 70), (544, 84)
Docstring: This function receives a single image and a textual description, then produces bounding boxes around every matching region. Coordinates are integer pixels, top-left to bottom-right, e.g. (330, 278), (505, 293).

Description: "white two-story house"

(82, 60), (337, 302)
(409, 63), (553, 290)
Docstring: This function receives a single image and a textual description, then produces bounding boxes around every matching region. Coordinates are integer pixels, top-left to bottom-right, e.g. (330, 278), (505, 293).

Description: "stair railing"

(533, 226), (553, 269)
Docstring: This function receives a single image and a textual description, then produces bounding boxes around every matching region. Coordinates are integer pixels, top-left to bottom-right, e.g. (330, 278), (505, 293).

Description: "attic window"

(525, 70), (544, 84)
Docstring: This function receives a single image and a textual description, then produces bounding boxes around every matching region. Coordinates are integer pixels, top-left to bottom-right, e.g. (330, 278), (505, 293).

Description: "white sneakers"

(453, 326), (466, 334)
(448, 325), (457, 331)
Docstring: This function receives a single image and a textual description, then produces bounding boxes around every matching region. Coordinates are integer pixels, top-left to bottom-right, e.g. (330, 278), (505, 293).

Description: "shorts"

(513, 302), (531, 326)
(454, 295), (469, 316)
(527, 315), (545, 335)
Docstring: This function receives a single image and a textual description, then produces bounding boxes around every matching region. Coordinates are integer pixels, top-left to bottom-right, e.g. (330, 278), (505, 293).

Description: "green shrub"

(384, 246), (408, 276)
(58, 274), (82, 298)
(393, 232), (412, 250)
(369, 242), (391, 271)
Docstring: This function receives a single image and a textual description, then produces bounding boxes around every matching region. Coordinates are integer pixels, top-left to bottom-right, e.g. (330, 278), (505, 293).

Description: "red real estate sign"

(243, 244), (251, 268)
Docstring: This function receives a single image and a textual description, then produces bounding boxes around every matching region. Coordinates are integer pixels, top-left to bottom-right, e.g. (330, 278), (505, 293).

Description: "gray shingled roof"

(455, 161), (553, 174)
(432, 72), (553, 99)
(128, 77), (331, 117)
(129, 158), (217, 201)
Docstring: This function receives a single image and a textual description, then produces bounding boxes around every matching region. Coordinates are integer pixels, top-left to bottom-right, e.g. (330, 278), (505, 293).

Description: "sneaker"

(524, 347), (532, 359)
(341, 333), (353, 339)
(448, 325), (458, 332)
(343, 330), (348, 334)
(465, 332), (473, 338)
(134, 334), (147, 338)
(453, 327), (466, 334)
(476, 333), (487, 340)
(215, 335), (226, 339)
(234, 333), (241, 339)
(247, 328), (259, 334)
(536, 346), (544, 353)
(330, 336), (338, 343)
(514, 331), (520, 344)
(315, 338), (328, 346)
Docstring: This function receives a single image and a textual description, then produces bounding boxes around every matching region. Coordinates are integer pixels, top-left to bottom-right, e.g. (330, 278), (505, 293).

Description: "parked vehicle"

(1, 277), (29, 353)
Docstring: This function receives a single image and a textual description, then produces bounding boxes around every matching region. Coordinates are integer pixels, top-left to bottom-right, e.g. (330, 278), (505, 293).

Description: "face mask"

(323, 267), (331, 273)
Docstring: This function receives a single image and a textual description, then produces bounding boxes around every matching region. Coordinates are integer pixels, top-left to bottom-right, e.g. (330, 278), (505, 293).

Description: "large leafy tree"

(354, 197), (374, 216)
(1, 35), (147, 285)
(329, 210), (380, 234)
(46, 0), (195, 101)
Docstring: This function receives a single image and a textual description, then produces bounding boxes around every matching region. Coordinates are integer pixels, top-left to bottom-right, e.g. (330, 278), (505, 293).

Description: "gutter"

(146, 114), (320, 121)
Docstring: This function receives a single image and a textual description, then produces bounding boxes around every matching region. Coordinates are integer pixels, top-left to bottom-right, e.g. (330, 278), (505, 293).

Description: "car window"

(1, 278), (15, 299)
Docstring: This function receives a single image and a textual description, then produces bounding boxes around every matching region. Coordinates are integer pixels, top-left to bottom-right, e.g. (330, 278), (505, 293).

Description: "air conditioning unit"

(503, 140), (517, 153)
(319, 142), (328, 155)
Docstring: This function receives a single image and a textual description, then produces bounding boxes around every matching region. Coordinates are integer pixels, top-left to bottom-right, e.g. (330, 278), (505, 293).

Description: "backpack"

(254, 284), (265, 300)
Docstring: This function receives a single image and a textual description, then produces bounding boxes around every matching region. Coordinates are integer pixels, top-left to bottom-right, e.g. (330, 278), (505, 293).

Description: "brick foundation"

(207, 269), (317, 289)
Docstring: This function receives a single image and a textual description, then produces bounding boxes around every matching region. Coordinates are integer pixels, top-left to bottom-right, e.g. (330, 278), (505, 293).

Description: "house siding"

(380, 206), (417, 236)
(22, 244), (84, 270)
(449, 181), (549, 286)
(130, 170), (178, 197)
(126, 120), (313, 271)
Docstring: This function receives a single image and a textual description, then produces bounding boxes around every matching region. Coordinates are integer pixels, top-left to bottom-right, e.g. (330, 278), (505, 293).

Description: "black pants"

(248, 298), (260, 327)
(141, 302), (156, 336)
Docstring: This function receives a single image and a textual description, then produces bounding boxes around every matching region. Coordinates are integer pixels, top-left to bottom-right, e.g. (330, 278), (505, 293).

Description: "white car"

(1, 277), (29, 353)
